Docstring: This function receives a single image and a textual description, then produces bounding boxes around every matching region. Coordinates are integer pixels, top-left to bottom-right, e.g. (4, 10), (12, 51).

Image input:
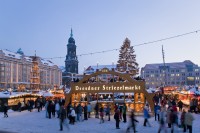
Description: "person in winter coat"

(95, 103), (99, 118)
(166, 107), (172, 128)
(77, 104), (83, 121)
(84, 104), (88, 120)
(126, 109), (139, 133)
(55, 102), (60, 118)
(114, 109), (120, 129)
(143, 107), (151, 127)
(122, 103), (127, 123)
(87, 103), (92, 118)
(178, 100), (183, 112)
(99, 105), (104, 124)
(45, 101), (49, 118)
(4, 103), (8, 118)
(154, 103), (161, 121)
(105, 104), (111, 121)
(36, 100), (40, 112)
(59, 105), (66, 131)
(70, 107), (76, 124)
(180, 109), (186, 132)
(18, 102), (22, 112)
(184, 110), (194, 133)
(158, 108), (167, 133)
(47, 101), (52, 119)
(51, 101), (55, 117)
(169, 109), (178, 133)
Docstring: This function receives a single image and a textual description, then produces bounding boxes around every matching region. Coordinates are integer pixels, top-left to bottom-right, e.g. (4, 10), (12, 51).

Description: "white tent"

(188, 87), (200, 95)
(41, 91), (54, 97)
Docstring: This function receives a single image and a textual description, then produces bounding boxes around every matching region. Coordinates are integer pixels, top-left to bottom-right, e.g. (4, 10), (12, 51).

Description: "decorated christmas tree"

(117, 38), (139, 76)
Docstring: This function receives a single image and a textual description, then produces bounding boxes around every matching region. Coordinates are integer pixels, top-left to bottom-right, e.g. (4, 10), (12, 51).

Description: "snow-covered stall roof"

(0, 92), (42, 98)
(39, 91), (54, 97)
(146, 88), (157, 93)
(188, 87), (200, 95)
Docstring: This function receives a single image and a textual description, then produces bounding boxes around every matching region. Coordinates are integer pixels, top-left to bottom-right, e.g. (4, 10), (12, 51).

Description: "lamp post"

(83, 66), (86, 75)
(112, 61), (114, 71)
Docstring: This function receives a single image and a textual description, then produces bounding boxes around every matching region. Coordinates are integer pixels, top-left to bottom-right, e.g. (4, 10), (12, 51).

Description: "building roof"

(40, 59), (55, 66)
(1, 49), (22, 59)
(0, 49), (58, 67)
(143, 60), (197, 70)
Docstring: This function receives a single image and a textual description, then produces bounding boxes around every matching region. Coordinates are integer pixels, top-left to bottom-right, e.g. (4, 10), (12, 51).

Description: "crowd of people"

(151, 93), (195, 133)
(1, 92), (198, 133)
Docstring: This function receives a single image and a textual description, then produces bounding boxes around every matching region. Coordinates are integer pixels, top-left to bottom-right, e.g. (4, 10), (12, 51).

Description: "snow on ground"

(0, 109), (200, 133)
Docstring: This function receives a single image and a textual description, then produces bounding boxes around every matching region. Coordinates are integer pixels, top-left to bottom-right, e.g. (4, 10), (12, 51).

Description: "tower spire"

(70, 28), (73, 37)
(35, 50), (36, 57)
(162, 45), (167, 86)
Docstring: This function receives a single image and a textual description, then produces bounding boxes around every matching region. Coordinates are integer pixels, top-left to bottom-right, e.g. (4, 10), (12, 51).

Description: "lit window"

(150, 74), (154, 77)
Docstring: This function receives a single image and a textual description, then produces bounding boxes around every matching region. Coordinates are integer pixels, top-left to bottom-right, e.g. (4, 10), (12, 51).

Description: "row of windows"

(146, 81), (200, 85)
(144, 68), (199, 74)
(145, 73), (200, 77)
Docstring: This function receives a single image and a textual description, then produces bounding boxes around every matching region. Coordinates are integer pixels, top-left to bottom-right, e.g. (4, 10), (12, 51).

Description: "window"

(150, 74), (154, 77)
(181, 69), (185, 72)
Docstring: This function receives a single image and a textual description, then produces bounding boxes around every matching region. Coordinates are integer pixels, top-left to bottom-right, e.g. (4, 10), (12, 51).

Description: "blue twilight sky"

(1, 0), (200, 73)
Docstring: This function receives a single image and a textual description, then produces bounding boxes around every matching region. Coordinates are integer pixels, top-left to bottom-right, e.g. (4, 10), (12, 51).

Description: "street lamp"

(112, 61), (114, 71)
(83, 66), (86, 75)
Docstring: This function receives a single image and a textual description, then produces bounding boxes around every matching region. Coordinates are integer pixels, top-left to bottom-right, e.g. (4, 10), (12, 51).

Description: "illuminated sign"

(74, 84), (141, 92)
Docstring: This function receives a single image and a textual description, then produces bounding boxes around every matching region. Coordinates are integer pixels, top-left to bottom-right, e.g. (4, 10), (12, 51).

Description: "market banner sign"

(71, 82), (144, 93)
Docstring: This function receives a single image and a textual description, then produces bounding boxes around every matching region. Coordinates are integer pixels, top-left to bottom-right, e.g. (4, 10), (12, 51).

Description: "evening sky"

(1, 0), (200, 73)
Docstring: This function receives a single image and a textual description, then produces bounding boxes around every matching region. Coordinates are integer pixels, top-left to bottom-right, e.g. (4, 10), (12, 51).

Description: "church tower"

(65, 28), (78, 74)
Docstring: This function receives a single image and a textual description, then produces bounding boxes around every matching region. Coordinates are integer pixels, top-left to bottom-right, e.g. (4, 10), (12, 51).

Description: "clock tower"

(65, 28), (79, 74)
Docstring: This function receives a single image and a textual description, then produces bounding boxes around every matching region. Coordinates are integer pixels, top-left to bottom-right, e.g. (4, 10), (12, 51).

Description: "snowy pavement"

(0, 109), (200, 133)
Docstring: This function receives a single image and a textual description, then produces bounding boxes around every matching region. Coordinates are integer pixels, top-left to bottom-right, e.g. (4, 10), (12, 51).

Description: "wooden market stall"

(65, 68), (154, 114)
(0, 92), (41, 111)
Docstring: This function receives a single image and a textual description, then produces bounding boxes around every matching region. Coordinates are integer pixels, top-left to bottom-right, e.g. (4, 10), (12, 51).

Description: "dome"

(17, 48), (24, 55)
(68, 37), (75, 44)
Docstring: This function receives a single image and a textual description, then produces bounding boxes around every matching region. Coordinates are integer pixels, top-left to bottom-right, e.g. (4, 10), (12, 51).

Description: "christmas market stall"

(0, 91), (41, 112)
(65, 68), (155, 115)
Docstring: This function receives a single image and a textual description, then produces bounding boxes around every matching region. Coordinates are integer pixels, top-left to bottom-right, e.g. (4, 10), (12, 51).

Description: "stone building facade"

(141, 60), (200, 88)
(0, 49), (62, 90)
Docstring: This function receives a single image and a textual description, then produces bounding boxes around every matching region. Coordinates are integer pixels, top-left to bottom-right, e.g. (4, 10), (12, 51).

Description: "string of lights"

(43, 29), (200, 60)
